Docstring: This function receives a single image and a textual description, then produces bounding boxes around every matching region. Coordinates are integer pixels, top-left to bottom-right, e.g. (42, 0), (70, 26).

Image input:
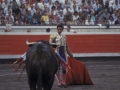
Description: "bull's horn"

(26, 38), (36, 45)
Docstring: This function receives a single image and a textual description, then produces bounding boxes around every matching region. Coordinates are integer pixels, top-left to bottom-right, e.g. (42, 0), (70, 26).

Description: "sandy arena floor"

(0, 60), (120, 90)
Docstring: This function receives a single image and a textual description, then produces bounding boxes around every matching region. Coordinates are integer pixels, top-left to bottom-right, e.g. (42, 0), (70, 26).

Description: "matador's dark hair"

(57, 24), (64, 29)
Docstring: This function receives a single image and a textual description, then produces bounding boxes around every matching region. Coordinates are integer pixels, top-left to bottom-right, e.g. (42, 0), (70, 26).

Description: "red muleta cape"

(65, 57), (94, 85)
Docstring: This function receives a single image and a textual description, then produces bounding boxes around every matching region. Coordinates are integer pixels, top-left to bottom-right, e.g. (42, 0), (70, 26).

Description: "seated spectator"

(43, 4), (49, 14)
(28, 4), (36, 16)
(61, 0), (70, 9)
(109, 16), (115, 25)
(26, 10), (33, 22)
(113, 0), (120, 11)
(12, 5), (21, 17)
(104, 0), (109, 8)
(1, 0), (8, 9)
(50, 6), (58, 24)
(0, 8), (4, 17)
(95, 10), (102, 23)
(85, 15), (94, 25)
(57, 10), (64, 24)
(97, 4), (105, 14)
(30, 17), (38, 25)
(56, 6), (62, 16)
(100, 17), (108, 26)
(20, 4), (27, 20)
(101, 8), (110, 21)
(4, 4), (12, 16)
(15, 18), (23, 25)
(0, 16), (5, 25)
(23, 17), (30, 25)
(80, 11), (87, 22)
(89, 11), (95, 22)
(94, 17), (99, 25)
(66, 25), (76, 33)
(67, 15), (76, 25)
(76, 16), (82, 25)
(41, 11), (49, 25)
(33, 10), (42, 24)
(63, 5), (71, 15)
(112, 10), (118, 22)
(115, 15), (120, 25)
(54, 1), (60, 9)
(86, 5), (95, 16)
(33, 0), (39, 10)
(73, 11), (79, 22)
(70, 0), (79, 14)
(63, 16), (68, 25)
(5, 10), (14, 24)
(79, 5), (87, 13)
(118, 8), (120, 16)
(25, 0), (30, 9)
(93, 1), (100, 14)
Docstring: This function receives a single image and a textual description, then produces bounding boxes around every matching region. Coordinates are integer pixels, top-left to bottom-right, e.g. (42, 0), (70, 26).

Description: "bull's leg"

(28, 75), (37, 90)
(43, 75), (55, 90)
(37, 73), (42, 90)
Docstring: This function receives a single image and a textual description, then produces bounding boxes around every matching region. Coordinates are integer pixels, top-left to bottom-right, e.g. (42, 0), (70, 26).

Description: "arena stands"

(0, 0), (120, 26)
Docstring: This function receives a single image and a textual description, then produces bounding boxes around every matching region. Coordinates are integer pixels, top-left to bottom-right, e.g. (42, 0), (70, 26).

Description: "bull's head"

(36, 41), (51, 58)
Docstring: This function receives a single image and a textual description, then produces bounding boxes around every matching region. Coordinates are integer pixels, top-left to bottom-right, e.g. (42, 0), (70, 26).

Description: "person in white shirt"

(85, 15), (94, 25)
(109, 16), (115, 25)
(93, 1), (100, 12)
(4, 4), (12, 16)
(112, 10), (118, 21)
(1, 0), (8, 9)
(72, 11), (79, 21)
(63, 5), (72, 15)
(66, 25), (76, 33)
(61, 0), (70, 9)
(113, 0), (120, 10)
(28, 4), (36, 16)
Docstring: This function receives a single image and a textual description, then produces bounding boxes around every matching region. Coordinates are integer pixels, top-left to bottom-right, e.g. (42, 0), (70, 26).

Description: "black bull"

(25, 40), (58, 90)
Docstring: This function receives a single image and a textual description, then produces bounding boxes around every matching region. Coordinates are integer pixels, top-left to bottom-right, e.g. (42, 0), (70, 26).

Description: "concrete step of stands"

(0, 25), (120, 33)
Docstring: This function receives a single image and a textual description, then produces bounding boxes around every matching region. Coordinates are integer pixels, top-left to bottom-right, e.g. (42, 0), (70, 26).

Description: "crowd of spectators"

(0, 0), (120, 26)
